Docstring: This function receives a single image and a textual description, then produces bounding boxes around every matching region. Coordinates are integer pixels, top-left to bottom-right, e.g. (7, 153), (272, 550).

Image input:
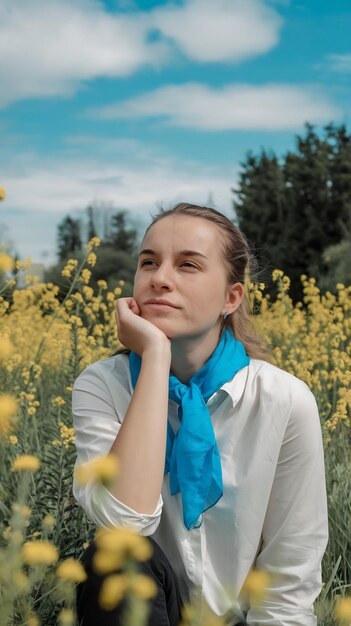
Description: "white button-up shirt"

(72, 355), (328, 626)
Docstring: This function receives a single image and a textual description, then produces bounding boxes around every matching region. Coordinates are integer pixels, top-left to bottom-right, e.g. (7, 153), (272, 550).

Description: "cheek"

(132, 273), (143, 297)
(193, 284), (226, 316)
(187, 289), (218, 319)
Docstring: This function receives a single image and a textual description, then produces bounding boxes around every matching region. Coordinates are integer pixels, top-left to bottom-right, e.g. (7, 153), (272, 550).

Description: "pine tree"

(233, 124), (351, 300)
(86, 205), (97, 241)
(106, 210), (138, 254)
(57, 216), (82, 261)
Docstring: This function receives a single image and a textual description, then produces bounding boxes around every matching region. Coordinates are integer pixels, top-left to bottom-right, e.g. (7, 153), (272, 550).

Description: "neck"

(170, 326), (222, 384)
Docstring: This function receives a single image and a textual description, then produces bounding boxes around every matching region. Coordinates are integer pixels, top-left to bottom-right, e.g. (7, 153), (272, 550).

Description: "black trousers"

(76, 537), (185, 626)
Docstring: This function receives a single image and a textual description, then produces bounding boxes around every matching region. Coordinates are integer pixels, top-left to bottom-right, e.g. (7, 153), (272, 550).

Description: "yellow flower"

(21, 540), (59, 566)
(93, 549), (124, 574)
(59, 422), (75, 447)
(129, 573), (157, 600)
(9, 435), (18, 445)
(82, 286), (94, 300)
(334, 597), (351, 622)
(74, 455), (119, 487)
(95, 527), (153, 562)
(56, 558), (87, 583)
(13, 571), (30, 591)
(180, 599), (224, 626)
(97, 279), (108, 290)
(0, 252), (14, 272)
(12, 454), (40, 472)
(12, 530), (24, 544)
(80, 269), (92, 285)
(99, 574), (128, 610)
(62, 258), (78, 278)
(86, 236), (101, 251)
(2, 526), (11, 541)
(52, 396), (66, 407)
(241, 569), (271, 604)
(42, 514), (56, 531)
(15, 257), (31, 271)
(27, 615), (40, 626)
(0, 394), (18, 418)
(0, 186), (6, 200)
(22, 505), (32, 517)
(0, 394), (18, 433)
(62, 268), (72, 278)
(69, 315), (83, 327)
(58, 608), (75, 626)
(0, 336), (13, 359)
(87, 252), (97, 267)
(272, 269), (284, 282)
(12, 503), (31, 517)
(72, 292), (84, 304)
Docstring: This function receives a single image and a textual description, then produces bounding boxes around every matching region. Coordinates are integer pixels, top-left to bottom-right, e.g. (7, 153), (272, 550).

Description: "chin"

(157, 325), (178, 340)
(141, 313), (174, 336)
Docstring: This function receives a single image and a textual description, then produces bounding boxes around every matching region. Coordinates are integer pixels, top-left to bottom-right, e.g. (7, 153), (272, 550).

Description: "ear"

(223, 282), (245, 316)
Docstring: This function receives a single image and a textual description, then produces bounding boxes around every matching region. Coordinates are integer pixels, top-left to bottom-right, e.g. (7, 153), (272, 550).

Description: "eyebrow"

(139, 248), (208, 259)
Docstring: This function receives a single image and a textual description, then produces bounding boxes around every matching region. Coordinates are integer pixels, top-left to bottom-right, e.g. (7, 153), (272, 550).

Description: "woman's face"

(133, 214), (242, 341)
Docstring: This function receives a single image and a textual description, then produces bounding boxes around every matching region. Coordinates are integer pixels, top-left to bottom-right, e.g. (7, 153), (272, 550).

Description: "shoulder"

(249, 358), (312, 394)
(248, 359), (320, 438)
(73, 353), (132, 394)
(247, 359), (318, 416)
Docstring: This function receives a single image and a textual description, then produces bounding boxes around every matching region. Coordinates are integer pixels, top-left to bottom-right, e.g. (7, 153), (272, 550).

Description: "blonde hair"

(145, 202), (270, 360)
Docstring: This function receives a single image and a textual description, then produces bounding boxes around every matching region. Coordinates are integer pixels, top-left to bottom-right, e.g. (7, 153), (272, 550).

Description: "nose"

(150, 263), (173, 290)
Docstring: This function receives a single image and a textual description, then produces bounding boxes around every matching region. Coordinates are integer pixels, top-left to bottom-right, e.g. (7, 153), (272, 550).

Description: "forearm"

(108, 344), (171, 514)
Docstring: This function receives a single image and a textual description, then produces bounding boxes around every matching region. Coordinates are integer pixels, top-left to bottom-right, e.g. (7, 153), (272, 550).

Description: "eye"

(181, 261), (198, 269)
(140, 259), (156, 266)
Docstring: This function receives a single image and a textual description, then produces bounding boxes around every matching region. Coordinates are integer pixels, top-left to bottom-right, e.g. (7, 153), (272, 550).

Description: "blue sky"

(1, 0), (350, 266)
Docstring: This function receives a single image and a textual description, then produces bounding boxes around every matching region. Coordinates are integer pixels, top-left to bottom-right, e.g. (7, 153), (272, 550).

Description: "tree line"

(46, 123), (351, 301)
(233, 123), (351, 300)
(45, 208), (141, 297)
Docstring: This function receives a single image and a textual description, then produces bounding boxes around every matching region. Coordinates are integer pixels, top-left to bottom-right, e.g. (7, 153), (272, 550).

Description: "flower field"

(0, 240), (350, 625)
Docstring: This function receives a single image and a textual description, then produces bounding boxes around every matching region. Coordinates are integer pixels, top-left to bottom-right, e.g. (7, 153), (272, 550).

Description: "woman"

(72, 203), (328, 626)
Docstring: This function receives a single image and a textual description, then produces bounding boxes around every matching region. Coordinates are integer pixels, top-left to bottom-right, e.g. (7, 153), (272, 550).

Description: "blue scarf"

(129, 328), (250, 530)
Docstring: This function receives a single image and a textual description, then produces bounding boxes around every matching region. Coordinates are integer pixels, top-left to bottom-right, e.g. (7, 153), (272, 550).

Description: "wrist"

(142, 340), (171, 362)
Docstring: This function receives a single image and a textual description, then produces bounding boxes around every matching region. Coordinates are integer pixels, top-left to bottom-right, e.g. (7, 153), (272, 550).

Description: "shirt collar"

(156, 362), (251, 411)
(217, 363), (250, 408)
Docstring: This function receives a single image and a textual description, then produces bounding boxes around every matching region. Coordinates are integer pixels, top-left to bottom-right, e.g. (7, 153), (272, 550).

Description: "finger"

(115, 297), (132, 316)
(115, 298), (128, 323)
(129, 298), (141, 315)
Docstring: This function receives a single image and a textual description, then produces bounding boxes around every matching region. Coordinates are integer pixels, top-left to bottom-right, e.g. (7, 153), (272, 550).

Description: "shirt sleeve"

(246, 381), (329, 626)
(72, 363), (163, 535)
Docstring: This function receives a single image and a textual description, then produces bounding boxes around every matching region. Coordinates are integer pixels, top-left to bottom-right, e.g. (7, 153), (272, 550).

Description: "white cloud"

(151, 0), (282, 63)
(325, 53), (351, 73)
(88, 82), (341, 130)
(1, 138), (237, 263)
(0, 0), (168, 108)
(3, 141), (236, 213)
(0, 0), (282, 108)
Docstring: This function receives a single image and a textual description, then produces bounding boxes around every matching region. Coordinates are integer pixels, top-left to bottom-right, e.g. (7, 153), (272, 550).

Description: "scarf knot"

(129, 328), (250, 530)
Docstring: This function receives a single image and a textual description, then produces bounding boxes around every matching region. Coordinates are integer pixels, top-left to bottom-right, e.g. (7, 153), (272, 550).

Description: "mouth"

(144, 298), (179, 309)
(144, 302), (178, 310)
